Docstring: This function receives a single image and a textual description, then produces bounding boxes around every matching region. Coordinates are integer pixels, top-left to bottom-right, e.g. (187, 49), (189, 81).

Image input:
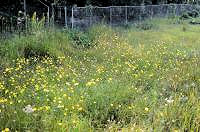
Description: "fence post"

(140, 4), (145, 22)
(90, 6), (92, 27)
(59, 7), (62, 18)
(72, 7), (74, 29)
(47, 7), (50, 26)
(125, 6), (128, 25)
(64, 6), (67, 28)
(51, 4), (55, 28)
(9, 18), (12, 33)
(24, 0), (27, 32)
(5, 18), (6, 33)
(110, 7), (112, 26)
(2, 19), (4, 33)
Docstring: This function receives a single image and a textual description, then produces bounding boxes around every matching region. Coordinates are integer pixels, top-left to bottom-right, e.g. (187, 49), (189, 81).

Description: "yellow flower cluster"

(1, 128), (10, 132)
(86, 79), (96, 87)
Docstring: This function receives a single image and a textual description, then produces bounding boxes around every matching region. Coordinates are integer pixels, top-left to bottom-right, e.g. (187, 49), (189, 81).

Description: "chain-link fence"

(72, 4), (197, 28)
(51, 5), (70, 28)
(0, 12), (18, 34)
(0, 4), (198, 35)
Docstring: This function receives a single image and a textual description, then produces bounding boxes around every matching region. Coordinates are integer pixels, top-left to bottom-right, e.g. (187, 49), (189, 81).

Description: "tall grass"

(0, 18), (200, 131)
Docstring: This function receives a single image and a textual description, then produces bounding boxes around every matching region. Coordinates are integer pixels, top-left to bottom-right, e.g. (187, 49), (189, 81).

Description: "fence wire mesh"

(0, 4), (199, 35)
(72, 4), (197, 28)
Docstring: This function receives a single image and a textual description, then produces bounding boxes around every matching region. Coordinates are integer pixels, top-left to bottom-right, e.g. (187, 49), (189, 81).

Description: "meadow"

(0, 18), (200, 131)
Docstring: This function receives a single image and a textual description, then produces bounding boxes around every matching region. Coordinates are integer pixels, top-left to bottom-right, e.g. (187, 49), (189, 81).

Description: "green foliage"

(84, 82), (137, 127)
(29, 12), (46, 34)
(0, 28), (71, 65)
(68, 29), (95, 48)
(189, 18), (200, 25)
(180, 9), (200, 20)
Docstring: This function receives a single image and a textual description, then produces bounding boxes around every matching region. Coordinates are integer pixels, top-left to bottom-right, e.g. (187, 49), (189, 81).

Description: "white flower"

(191, 82), (196, 87)
(165, 97), (174, 104)
(23, 105), (34, 114)
(145, 107), (149, 112)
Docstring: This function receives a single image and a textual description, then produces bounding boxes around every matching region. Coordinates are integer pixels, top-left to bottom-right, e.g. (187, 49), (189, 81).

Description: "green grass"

(1, 18), (200, 131)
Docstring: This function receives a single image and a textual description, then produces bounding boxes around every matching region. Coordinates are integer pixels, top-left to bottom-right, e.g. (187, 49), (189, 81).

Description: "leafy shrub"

(189, 18), (200, 25)
(188, 10), (199, 18)
(180, 12), (191, 20)
(180, 9), (200, 20)
(68, 30), (94, 49)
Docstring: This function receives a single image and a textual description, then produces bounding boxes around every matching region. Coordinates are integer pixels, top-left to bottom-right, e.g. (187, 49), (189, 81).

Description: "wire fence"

(71, 4), (198, 28)
(52, 6), (69, 27)
(0, 12), (18, 35)
(0, 4), (199, 36)
(0, 11), (48, 39)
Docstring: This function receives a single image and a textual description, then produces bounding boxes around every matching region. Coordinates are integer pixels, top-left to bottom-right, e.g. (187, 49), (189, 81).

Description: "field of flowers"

(0, 19), (200, 131)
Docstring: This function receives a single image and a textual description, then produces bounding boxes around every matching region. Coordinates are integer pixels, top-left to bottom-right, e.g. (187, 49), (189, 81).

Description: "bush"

(68, 30), (94, 49)
(180, 9), (200, 20)
(180, 12), (191, 20)
(189, 18), (200, 25)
